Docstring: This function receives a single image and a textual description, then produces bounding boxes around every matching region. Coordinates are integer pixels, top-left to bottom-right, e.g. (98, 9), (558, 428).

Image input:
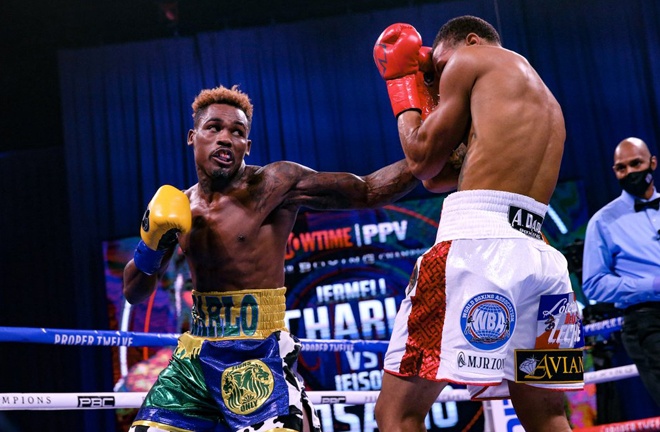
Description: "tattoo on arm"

(283, 159), (419, 210)
(361, 159), (419, 207)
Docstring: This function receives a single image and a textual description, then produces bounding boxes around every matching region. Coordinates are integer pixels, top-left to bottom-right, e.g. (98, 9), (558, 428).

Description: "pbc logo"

(77, 396), (115, 408)
(320, 396), (347, 404)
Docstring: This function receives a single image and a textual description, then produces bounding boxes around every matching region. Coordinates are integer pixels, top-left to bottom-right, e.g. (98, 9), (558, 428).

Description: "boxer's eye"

(423, 72), (435, 87)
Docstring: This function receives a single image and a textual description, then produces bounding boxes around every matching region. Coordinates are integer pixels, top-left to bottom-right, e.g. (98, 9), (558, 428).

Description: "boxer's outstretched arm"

(278, 159), (419, 210)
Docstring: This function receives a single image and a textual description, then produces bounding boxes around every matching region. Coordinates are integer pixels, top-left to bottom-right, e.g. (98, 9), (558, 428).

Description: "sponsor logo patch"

(141, 209), (150, 232)
(508, 206), (543, 239)
(77, 396), (115, 407)
(457, 351), (505, 371)
(461, 293), (516, 351)
(515, 349), (584, 383)
(535, 293), (584, 349)
(320, 396), (347, 404)
(221, 360), (274, 414)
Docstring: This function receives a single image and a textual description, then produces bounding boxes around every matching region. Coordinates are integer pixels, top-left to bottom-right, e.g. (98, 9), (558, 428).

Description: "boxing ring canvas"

(101, 181), (591, 431)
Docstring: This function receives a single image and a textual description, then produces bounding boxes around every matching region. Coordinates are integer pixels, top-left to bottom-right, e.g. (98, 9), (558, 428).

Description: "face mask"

(619, 167), (654, 197)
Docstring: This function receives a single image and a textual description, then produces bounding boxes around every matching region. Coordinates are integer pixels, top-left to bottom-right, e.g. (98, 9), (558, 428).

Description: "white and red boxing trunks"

(384, 190), (584, 400)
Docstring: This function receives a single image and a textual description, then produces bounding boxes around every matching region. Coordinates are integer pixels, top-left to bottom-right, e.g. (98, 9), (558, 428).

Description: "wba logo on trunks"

(461, 293), (516, 350)
(508, 206), (544, 240)
(535, 293), (584, 349)
(514, 349), (584, 383)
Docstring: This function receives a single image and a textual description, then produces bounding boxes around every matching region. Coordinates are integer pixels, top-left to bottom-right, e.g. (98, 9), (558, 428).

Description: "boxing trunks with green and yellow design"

(129, 288), (321, 432)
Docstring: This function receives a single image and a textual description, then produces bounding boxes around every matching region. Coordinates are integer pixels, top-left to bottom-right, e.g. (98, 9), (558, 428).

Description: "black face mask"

(619, 167), (654, 197)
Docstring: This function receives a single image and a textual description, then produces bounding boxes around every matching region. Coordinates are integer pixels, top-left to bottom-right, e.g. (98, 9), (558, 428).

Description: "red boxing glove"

(374, 23), (437, 119)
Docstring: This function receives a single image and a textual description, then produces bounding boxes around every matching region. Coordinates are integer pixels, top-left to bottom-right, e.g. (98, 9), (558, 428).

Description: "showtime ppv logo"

(285, 221), (408, 259)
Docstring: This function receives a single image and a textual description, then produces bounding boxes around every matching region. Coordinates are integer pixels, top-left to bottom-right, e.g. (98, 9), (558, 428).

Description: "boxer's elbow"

(403, 141), (445, 180)
(421, 164), (459, 192)
(423, 178), (457, 193)
(407, 158), (441, 181)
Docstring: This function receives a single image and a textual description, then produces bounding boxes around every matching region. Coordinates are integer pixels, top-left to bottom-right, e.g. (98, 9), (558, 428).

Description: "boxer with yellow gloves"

(132, 185), (191, 276)
(124, 84), (420, 432)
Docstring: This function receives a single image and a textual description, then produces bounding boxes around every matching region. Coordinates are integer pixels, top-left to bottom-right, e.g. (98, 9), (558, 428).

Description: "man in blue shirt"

(583, 136), (660, 406)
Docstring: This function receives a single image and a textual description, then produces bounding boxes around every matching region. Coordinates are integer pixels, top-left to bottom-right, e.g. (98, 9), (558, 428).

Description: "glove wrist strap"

(133, 240), (167, 276)
(386, 75), (422, 117)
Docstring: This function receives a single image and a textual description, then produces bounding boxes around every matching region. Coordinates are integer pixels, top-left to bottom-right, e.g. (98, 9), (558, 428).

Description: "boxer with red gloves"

(373, 23), (438, 120)
(373, 16), (582, 432)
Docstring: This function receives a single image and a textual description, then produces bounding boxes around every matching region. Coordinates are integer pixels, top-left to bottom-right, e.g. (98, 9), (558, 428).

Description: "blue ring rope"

(0, 317), (622, 349)
(0, 326), (389, 352)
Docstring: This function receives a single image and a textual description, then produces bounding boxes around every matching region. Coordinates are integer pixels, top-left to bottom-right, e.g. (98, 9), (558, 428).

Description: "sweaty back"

(458, 45), (564, 204)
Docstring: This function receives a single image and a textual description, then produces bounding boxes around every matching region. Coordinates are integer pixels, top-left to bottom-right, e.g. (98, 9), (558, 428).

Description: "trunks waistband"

(436, 190), (548, 242)
(188, 287), (287, 339)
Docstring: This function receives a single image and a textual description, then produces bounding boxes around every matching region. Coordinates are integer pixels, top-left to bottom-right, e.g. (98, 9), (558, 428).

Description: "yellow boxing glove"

(133, 185), (191, 275)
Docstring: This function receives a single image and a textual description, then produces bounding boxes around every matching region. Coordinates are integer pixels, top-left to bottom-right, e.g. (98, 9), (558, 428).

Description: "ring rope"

(583, 316), (623, 338)
(0, 318), (621, 349)
(0, 319), (633, 410)
(0, 326), (386, 352)
(0, 364), (639, 410)
(573, 416), (660, 431)
(0, 389), (469, 410)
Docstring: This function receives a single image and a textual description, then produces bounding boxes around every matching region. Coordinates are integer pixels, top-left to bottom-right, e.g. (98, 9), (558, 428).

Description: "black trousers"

(622, 303), (660, 407)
